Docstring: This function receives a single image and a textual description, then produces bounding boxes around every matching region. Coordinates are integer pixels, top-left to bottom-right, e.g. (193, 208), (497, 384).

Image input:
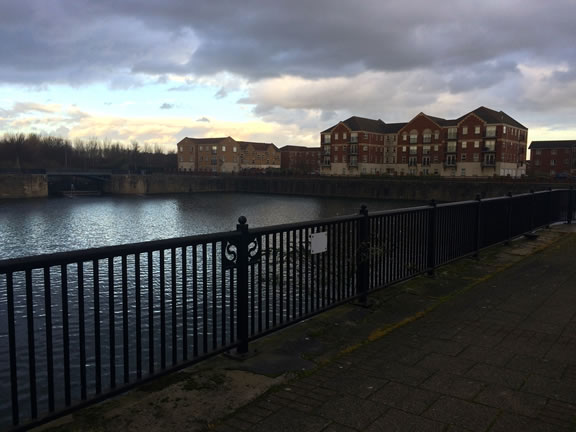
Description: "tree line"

(0, 133), (176, 173)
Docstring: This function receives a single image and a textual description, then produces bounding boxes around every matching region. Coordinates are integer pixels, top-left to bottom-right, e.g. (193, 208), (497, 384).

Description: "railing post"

(427, 200), (437, 276)
(236, 216), (250, 355)
(546, 187), (552, 228)
(356, 204), (369, 305)
(529, 189), (535, 231)
(474, 194), (482, 258)
(506, 192), (513, 245)
(568, 186), (574, 225)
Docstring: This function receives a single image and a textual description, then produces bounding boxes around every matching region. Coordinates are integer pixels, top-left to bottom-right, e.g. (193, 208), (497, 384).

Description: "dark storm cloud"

(1, 0), (575, 87)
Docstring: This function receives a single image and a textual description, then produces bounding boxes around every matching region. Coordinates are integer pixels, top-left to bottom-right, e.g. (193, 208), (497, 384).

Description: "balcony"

(482, 147), (496, 153)
(350, 137), (358, 144)
(485, 131), (497, 138)
(349, 146), (358, 155)
(444, 160), (457, 167)
(446, 147), (457, 154)
(447, 134), (458, 141)
(321, 159), (331, 167)
(482, 160), (496, 167)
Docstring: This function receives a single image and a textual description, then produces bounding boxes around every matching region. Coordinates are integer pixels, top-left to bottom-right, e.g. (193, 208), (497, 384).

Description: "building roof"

(466, 107), (527, 129)
(177, 137), (232, 145)
(321, 116), (387, 134)
(237, 141), (279, 151)
(280, 145), (321, 152)
(529, 140), (576, 150)
(382, 122), (407, 133)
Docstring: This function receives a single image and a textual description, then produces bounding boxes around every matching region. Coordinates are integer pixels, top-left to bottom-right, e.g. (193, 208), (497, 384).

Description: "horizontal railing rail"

(0, 188), (574, 430)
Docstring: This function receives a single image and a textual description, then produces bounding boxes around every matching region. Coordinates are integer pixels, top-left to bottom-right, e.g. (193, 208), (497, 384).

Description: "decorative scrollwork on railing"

(247, 236), (261, 265)
(222, 241), (238, 270)
(222, 234), (261, 270)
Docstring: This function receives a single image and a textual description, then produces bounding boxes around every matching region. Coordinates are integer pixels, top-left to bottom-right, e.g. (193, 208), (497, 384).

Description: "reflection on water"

(0, 192), (421, 260)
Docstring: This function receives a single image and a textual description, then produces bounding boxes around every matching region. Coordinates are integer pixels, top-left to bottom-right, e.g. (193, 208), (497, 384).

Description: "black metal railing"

(1, 188), (574, 430)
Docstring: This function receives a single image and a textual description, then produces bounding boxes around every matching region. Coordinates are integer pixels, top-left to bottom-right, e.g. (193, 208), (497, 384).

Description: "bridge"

(45, 170), (114, 182)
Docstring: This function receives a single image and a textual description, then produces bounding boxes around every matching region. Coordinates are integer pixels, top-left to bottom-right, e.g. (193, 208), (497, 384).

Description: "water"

(0, 192), (421, 426)
(0, 192), (420, 260)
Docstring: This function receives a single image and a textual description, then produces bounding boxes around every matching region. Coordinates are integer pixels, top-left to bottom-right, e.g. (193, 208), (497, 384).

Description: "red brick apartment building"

(176, 137), (280, 173)
(528, 140), (576, 177)
(320, 107), (528, 178)
(279, 145), (321, 174)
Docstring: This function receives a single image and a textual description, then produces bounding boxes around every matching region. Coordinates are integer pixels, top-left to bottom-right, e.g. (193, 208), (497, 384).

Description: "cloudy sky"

(1, 0), (576, 150)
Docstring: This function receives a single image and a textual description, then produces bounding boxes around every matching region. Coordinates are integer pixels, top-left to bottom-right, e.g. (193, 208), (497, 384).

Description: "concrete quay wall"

(0, 174), (48, 199)
(103, 174), (560, 202)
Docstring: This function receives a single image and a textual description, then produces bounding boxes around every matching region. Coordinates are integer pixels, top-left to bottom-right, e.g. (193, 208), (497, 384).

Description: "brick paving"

(213, 234), (576, 431)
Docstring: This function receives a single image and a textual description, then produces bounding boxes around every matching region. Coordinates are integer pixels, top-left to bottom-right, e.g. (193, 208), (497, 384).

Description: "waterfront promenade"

(213, 227), (576, 432)
(37, 226), (576, 432)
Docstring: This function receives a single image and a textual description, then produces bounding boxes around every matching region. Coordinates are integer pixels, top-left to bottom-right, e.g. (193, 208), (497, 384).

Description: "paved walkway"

(214, 232), (576, 432)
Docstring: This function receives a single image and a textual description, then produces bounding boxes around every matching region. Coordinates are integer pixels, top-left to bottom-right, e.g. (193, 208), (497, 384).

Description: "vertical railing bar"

(43, 267), (55, 412)
(279, 231), (284, 324)
(286, 229), (290, 321)
(135, 254), (142, 379)
(6, 273), (19, 425)
(62, 264), (72, 403)
(77, 262), (87, 399)
(272, 233), (277, 327)
(258, 239), (263, 333)
(147, 251), (154, 374)
(159, 249), (166, 369)
(298, 229), (303, 317)
(192, 245), (199, 357)
(202, 243), (208, 354)
(304, 227), (310, 315)
(220, 243), (226, 345)
(122, 255), (129, 384)
(181, 246), (188, 361)
(171, 247), (178, 365)
(25, 270), (38, 418)
(211, 243), (218, 350)
(93, 261), (101, 394)
(292, 229), (297, 317)
(265, 234), (270, 330)
(107, 258), (115, 389)
(249, 249), (255, 335)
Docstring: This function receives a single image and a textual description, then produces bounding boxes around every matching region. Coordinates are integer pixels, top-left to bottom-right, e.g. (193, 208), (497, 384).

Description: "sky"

(1, 0), (576, 151)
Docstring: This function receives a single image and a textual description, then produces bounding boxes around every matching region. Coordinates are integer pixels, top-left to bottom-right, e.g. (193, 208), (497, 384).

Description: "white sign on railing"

(309, 231), (327, 254)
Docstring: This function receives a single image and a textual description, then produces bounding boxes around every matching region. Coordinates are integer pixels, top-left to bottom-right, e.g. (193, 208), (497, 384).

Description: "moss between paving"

(35, 228), (566, 432)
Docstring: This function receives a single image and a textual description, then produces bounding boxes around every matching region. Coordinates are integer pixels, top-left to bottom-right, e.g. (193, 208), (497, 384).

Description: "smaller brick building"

(528, 140), (576, 177)
(279, 145), (321, 174)
(176, 137), (280, 173)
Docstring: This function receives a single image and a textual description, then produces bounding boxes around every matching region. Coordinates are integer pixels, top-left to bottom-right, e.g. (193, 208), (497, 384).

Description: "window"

(473, 153), (479, 162)
(474, 141), (480, 148)
(551, 149), (557, 155)
(233, 146), (237, 152)
(434, 130), (439, 140)
(401, 156), (406, 163)
(423, 129), (431, 143)
(423, 145), (431, 155)
(447, 143), (457, 153)
(534, 149), (541, 155)
(402, 133), (407, 141)
(363, 145), (368, 151)
(448, 128), (457, 140)
(485, 140), (495, 151)
(351, 132), (358, 143)
(461, 154), (467, 161)
(503, 126), (507, 134)
(462, 141), (467, 149)
(433, 155), (439, 162)
(461, 168), (466, 176)
(462, 127), (468, 134)
(486, 126), (496, 137)
(409, 146), (417, 155)
(363, 155), (368, 162)
(222, 146), (226, 152)
(402, 146), (407, 152)
(211, 146), (217, 155)
(409, 130), (418, 144)
(199, 146), (203, 151)
(535, 159), (540, 166)
(335, 133), (339, 140)
(434, 145), (439, 152)
(550, 159), (556, 166)
(343, 133), (347, 140)
(178, 145), (183, 153)
(323, 134), (331, 144)
(475, 126), (480, 134)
